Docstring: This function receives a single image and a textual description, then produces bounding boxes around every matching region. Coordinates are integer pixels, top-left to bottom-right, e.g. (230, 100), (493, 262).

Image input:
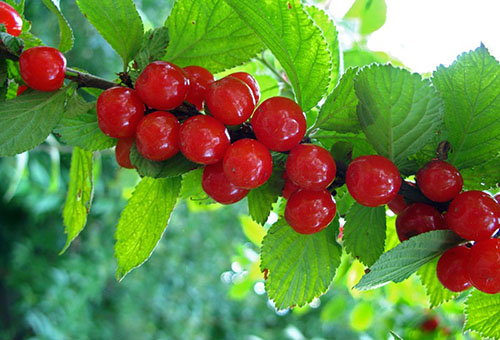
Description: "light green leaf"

(465, 290), (500, 339)
(41, 0), (74, 52)
(461, 156), (500, 190)
(355, 230), (462, 290)
(60, 147), (93, 253)
(224, 0), (332, 111)
(343, 203), (386, 267)
(129, 145), (200, 178)
(305, 5), (340, 91)
(4, 0), (24, 15)
(239, 215), (266, 246)
(134, 27), (170, 70)
(313, 67), (359, 133)
(261, 221), (341, 310)
(355, 64), (443, 167)
(164, 0), (263, 73)
(417, 258), (459, 308)
(247, 169), (284, 225)
(344, 0), (387, 35)
(432, 44), (500, 170)
(76, 0), (144, 66)
(115, 176), (181, 281)
(0, 89), (67, 156)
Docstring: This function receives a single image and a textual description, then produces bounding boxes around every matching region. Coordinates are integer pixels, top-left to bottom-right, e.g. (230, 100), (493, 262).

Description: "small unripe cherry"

(19, 46), (67, 92)
(135, 111), (180, 161)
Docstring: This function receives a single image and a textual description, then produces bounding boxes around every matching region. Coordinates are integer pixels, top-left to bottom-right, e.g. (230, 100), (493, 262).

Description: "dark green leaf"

(261, 221), (341, 310)
(417, 258), (459, 308)
(0, 89), (67, 156)
(247, 169), (284, 225)
(313, 67), (359, 133)
(41, 0), (74, 52)
(115, 176), (181, 280)
(19, 31), (43, 49)
(130, 144), (200, 178)
(164, 0), (263, 73)
(0, 31), (24, 56)
(76, 0), (144, 66)
(60, 147), (93, 253)
(355, 230), (462, 290)
(464, 290), (500, 339)
(224, 0), (331, 111)
(134, 27), (170, 70)
(343, 203), (386, 266)
(344, 0), (387, 35)
(432, 45), (500, 170)
(355, 64), (443, 167)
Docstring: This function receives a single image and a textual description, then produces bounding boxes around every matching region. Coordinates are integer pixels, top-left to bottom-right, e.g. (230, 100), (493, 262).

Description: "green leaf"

(344, 0), (387, 35)
(129, 144), (200, 178)
(19, 31), (43, 50)
(239, 215), (266, 246)
(0, 89), (67, 156)
(76, 0), (144, 66)
(0, 32), (24, 56)
(41, 0), (74, 53)
(115, 176), (181, 281)
(4, 0), (24, 15)
(60, 147), (93, 254)
(224, 0), (332, 111)
(343, 203), (386, 267)
(314, 67), (359, 133)
(261, 221), (341, 310)
(464, 290), (500, 339)
(247, 169), (284, 225)
(355, 64), (443, 167)
(164, 0), (263, 73)
(55, 110), (117, 152)
(134, 27), (170, 71)
(417, 258), (459, 308)
(355, 230), (462, 290)
(305, 5), (340, 91)
(461, 156), (500, 190)
(432, 45), (500, 170)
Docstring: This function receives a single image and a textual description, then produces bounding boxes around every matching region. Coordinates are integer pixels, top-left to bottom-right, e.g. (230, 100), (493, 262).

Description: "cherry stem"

(65, 68), (117, 89)
(398, 180), (450, 212)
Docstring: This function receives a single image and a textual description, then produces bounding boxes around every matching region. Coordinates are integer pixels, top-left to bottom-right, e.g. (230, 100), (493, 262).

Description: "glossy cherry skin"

(205, 77), (255, 126)
(387, 182), (415, 214)
(179, 115), (230, 164)
(285, 189), (336, 234)
(0, 2), (22, 36)
(416, 160), (463, 202)
(251, 96), (306, 151)
(19, 47), (66, 92)
(346, 155), (401, 207)
(202, 162), (249, 204)
(96, 87), (145, 139)
(286, 144), (336, 191)
(223, 138), (272, 189)
(228, 72), (261, 104)
(436, 245), (471, 292)
(282, 172), (300, 199)
(396, 203), (447, 242)
(467, 238), (500, 294)
(115, 137), (135, 169)
(182, 65), (214, 110)
(420, 317), (439, 333)
(495, 193), (500, 203)
(135, 61), (189, 110)
(135, 111), (180, 161)
(16, 85), (28, 96)
(445, 191), (500, 241)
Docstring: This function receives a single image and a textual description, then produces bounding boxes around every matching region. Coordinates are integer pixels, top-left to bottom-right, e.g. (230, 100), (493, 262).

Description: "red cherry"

(396, 203), (447, 242)
(228, 72), (261, 104)
(0, 2), (22, 36)
(282, 172), (300, 199)
(135, 111), (180, 161)
(445, 191), (500, 241)
(251, 97), (306, 151)
(285, 189), (336, 234)
(420, 316), (439, 332)
(346, 155), (401, 207)
(416, 160), (463, 202)
(436, 245), (471, 292)
(223, 138), (272, 189)
(495, 194), (500, 203)
(19, 47), (66, 92)
(96, 87), (145, 139)
(205, 77), (255, 125)
(467, 238), (500, 294)
(286, 144), (336, 191)
(135, 61), (189, 110)
(202, 162), (249, 204)
(182, 65), (214, 110)
(387, 182), (415, 215)
(115, 137), (135, 169)
(16, 85), (28, 96)
(179, 115), (230, 164)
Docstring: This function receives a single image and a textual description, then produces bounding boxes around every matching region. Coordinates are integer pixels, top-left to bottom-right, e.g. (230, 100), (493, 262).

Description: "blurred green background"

(0, 1), (482, 339)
